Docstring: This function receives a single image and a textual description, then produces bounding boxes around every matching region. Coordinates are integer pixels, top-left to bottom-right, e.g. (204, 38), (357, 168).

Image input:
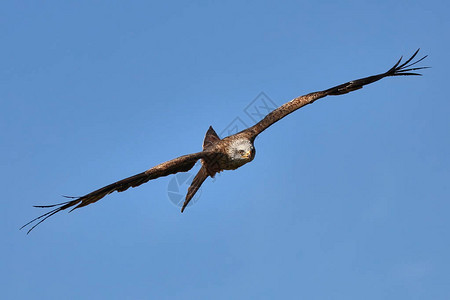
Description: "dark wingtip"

(21, 197), (81, 234)
(386, 49), (428, 77)
(33, 199), (74, 208)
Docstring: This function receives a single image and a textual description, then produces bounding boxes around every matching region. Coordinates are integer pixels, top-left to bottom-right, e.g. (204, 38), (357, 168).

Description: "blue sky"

(2, 1), (449, 299)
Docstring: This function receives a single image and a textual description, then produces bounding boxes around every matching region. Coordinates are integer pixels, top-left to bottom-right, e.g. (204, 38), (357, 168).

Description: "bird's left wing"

(243, 49), (428, 139)
(21, 152), (206, 233)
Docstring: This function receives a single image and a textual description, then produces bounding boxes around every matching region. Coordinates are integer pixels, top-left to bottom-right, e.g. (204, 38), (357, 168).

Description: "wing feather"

(243, 49), (428, 139)
(21, 152), (206, 233)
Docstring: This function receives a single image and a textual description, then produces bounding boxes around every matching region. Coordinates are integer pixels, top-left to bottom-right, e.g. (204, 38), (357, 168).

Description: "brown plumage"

(22, 49), (428, 233)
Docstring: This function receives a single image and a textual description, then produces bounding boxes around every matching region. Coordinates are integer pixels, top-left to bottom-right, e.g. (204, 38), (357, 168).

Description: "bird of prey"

(22, 49), (428, 233)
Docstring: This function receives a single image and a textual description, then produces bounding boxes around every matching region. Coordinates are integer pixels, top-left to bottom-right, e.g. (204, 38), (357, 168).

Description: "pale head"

(227, 138), (255, 166)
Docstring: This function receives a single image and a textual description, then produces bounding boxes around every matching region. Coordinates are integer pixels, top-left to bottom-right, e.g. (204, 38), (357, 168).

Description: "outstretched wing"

(243, 49), (428, 139)
(21, 152), (206, 234)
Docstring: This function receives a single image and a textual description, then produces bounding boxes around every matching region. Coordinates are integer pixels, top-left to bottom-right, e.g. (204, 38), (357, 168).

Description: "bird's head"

(228, 138), (255, 165)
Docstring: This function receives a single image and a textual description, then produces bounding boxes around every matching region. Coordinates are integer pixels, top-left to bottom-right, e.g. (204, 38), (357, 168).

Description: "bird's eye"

(239, 150), (245, 155)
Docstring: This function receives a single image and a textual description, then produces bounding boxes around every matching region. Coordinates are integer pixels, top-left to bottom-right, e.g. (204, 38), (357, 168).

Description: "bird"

(21, 49), (428, 233)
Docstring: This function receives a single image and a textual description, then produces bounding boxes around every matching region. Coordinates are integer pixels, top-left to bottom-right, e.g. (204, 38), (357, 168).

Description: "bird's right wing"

(21, 152), (207, 233)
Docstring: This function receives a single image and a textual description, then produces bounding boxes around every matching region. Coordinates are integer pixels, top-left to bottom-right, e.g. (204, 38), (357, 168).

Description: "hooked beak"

(242, 150), (252, 159)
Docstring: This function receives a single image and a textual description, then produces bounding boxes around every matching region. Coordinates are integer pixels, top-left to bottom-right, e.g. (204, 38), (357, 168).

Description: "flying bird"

(22, 49), (428, 233)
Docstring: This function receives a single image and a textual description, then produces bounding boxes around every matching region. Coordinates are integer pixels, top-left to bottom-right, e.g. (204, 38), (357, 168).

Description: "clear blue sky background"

(2, 1), (449, 299)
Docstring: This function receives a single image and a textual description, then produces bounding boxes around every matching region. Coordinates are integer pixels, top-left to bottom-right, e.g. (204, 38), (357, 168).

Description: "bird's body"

(22, 49), (428, 233)
(208, 135), (255, 171)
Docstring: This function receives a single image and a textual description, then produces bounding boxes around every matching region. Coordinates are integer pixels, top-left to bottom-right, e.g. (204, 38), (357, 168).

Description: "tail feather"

(181, 166), (209, 212)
